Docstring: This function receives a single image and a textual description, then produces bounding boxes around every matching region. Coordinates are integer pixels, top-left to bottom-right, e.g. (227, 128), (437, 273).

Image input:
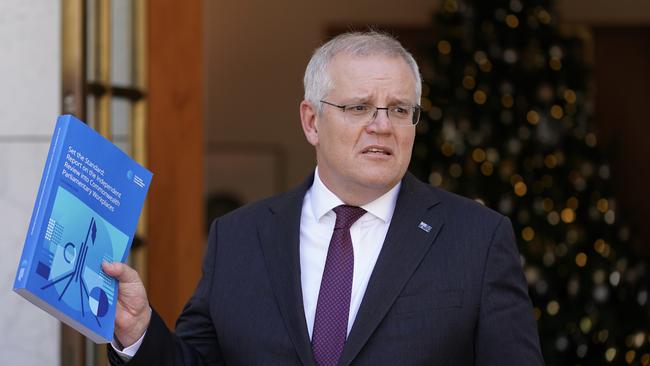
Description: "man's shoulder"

(405, 173), (506, 226)
(437, 186), (503, 220)
(210, 176), (311, 226)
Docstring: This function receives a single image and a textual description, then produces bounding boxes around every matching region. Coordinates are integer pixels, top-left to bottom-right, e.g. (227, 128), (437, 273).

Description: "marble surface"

(0, 0), (60, 137)
(0, 1), (61, 365)
(0, 143), (59, 365)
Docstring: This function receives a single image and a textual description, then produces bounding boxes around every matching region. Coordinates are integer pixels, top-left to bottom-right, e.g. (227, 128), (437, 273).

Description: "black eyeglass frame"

(319, 100), (421, 126)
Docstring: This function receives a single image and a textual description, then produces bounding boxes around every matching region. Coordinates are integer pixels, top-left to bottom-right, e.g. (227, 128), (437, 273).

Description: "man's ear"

(300, 100), (319, 147)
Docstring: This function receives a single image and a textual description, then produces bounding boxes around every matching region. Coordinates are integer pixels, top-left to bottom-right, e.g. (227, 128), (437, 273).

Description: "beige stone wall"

(203, 0), (435, 203)
(0, 1), (61, 365)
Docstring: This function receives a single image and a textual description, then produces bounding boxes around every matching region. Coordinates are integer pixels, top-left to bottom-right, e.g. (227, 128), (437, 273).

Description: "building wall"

(0, 1), (61, 365)
(203, 0), (435, 203)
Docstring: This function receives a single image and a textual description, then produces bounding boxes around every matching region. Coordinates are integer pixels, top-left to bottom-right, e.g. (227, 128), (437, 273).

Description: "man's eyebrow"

(341, 95), (416, 105)
(389, 97), (417, 106)
(349, 94), (372, 103)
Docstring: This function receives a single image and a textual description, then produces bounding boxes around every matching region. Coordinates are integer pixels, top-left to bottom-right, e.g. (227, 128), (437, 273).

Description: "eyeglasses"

(320, 100), (421, 126)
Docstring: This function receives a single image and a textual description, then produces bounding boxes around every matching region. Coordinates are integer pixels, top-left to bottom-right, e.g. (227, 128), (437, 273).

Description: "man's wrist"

(112, 336), (125, 351)
(111, 329), (147, 361)
(114, 306), (152, 350)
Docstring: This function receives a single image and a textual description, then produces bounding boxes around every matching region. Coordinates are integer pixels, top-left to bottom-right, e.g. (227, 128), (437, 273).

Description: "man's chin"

(355, 173), (402, 192)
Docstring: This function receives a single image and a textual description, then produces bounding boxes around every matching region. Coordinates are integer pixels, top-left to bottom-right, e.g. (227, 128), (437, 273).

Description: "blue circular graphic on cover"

(41, 186), (129, 323)
(89, 287), (109, 317)
(63, 242), (76, 263)
(126, 170), (134, 181)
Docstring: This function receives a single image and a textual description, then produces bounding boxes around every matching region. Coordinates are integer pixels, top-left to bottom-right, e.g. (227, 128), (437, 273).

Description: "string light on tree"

(411, 0), (649, 364)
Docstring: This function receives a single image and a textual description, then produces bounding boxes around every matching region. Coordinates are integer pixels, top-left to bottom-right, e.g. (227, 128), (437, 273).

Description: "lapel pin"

(418, 221), (432, 233)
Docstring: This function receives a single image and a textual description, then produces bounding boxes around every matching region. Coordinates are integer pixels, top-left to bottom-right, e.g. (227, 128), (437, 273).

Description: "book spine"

(13, 115), (71, 290)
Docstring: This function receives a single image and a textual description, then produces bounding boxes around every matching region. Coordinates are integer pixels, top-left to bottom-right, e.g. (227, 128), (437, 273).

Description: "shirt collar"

(310, 167), (401, 223)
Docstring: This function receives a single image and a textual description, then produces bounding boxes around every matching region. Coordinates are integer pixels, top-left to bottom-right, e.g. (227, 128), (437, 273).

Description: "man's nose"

(366, 108), (392, 133)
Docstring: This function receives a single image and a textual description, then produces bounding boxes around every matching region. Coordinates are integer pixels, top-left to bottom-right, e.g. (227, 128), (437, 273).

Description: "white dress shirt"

(113, 168), (400, 359)
(301, 168), (399, 338)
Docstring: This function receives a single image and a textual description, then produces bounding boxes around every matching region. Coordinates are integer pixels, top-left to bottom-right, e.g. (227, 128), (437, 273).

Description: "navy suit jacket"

(110, 172), (544, 365)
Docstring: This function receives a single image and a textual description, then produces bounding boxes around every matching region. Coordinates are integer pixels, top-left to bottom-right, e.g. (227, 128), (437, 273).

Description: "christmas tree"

(410, 0), (650, 364)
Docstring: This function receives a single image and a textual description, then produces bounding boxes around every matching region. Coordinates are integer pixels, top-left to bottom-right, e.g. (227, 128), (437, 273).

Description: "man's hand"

(102, 261), (151, 348)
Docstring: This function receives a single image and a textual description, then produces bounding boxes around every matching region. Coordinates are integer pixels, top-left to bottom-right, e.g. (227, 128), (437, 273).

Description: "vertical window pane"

(86, 94), (97, 130)
(86, 0), (97, 82)
(111, 97), (132, 154)
(111, 0), (133, 86)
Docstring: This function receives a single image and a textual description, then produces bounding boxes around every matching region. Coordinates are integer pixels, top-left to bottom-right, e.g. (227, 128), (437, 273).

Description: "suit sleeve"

(474, 216), (544, 365)
(108, 220), (224, 366)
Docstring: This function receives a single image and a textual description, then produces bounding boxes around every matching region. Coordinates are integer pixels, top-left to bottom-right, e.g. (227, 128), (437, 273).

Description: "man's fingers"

(102, 261), (141, 284)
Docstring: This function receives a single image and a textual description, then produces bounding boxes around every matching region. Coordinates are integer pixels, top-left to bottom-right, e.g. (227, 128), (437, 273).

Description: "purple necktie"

(311, 205), (367, 366)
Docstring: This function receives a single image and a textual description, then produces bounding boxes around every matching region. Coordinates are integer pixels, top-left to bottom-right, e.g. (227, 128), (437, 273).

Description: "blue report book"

(13, 114), (152, 343)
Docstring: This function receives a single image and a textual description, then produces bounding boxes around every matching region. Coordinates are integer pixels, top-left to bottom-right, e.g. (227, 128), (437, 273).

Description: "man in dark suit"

(104, 31), (544, 365)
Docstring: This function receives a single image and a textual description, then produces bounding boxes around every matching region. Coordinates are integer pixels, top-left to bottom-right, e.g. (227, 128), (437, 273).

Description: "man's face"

(301, 53), (418, 204)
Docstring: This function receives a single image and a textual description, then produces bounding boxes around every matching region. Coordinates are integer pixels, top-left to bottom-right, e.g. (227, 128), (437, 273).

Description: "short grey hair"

(303, 31), (422, 113)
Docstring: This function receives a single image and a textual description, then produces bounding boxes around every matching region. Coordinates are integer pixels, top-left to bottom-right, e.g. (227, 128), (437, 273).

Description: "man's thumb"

(102, 261), (140, 283)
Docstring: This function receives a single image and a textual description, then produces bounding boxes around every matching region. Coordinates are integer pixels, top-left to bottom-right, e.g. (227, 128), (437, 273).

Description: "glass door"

(61, 0), (148, 364)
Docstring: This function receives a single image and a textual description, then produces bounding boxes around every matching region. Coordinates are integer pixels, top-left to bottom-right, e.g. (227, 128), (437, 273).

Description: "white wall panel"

(0, 1), (61, 365)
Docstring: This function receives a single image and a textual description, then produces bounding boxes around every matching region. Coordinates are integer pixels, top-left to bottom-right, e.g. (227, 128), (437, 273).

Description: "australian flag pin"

(418, 221), (432, 233)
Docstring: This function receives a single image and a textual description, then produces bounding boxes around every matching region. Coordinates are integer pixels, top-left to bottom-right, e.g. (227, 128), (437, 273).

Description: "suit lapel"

(338, 173), (445, 366)
(259, 176), (315, 366)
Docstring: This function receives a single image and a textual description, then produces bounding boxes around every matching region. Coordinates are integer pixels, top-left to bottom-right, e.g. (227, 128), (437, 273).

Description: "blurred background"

(0, 0), (648, 365)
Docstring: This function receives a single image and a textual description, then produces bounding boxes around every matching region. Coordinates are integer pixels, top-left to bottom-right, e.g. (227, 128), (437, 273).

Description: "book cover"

(13, 114), (152, 343)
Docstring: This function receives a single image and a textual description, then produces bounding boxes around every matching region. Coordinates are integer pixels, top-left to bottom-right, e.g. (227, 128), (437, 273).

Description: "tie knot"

(333, 205), (366, 229)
